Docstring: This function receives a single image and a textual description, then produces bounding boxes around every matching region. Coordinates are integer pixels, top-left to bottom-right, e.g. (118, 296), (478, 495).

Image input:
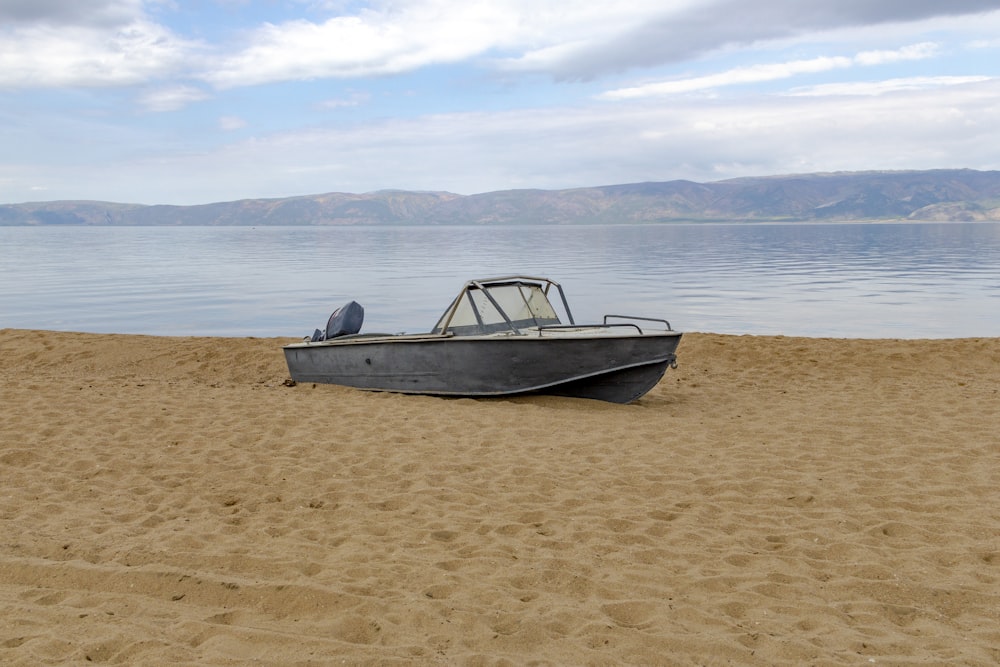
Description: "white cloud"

(219, 115), (249, 131)
(2, 1), (997, 91)
(202, 3), (512, 87)
(853, 41), (939, 65)
(137, 84), (210, 111)
(318, 91), (372, 109)
(787, 76), (993, 97)
(200, 1), (703, 87)
(0, 19), (199, 88)
(3, 1), (1000, 205)
(599, 42), (943, 100)
(19, 77), (996, 204)
(600, 56), (853, 99)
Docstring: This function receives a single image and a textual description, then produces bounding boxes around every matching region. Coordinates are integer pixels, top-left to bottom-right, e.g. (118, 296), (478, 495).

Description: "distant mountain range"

(4, 169), (1000, 225)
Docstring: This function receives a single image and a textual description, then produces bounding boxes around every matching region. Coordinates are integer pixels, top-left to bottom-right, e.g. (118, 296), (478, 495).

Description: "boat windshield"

(433, 281), (562, 335)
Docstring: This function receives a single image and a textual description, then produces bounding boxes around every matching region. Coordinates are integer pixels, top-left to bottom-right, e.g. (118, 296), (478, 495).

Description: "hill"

(3, 169), (1000, 225)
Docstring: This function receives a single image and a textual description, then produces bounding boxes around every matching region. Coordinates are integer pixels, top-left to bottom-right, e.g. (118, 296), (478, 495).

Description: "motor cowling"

(325, 300), (364, 338)
(310, 300), (364, 341)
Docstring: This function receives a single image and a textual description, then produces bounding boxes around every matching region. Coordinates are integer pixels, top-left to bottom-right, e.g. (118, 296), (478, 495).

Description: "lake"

(1, 222), (999, 338)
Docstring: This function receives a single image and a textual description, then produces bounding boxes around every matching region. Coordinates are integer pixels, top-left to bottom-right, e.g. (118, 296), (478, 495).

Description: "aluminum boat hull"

(283, 330), (682, 404)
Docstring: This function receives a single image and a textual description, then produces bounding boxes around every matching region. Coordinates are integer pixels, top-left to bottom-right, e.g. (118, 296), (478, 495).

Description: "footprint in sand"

(601, 601), (658, 629)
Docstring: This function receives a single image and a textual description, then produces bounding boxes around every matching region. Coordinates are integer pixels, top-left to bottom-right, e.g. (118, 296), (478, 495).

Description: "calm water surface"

(2, 223), (998, 338)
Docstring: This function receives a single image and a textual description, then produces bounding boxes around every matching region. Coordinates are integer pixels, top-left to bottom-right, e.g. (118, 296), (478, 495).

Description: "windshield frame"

(432, 276), (575, 335)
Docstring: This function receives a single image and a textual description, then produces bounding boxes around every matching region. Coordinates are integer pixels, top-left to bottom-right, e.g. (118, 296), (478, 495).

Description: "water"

(1, 222), (998, 338)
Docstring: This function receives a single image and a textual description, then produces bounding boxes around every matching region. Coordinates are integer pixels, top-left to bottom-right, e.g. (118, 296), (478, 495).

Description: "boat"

(282, 276), (682, 403)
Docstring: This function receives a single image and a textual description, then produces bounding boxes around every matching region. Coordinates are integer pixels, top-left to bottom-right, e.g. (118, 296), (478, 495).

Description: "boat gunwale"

(283, 326), (681, 349)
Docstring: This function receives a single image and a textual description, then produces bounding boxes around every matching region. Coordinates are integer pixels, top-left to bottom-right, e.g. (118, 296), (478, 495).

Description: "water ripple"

(1, 222), (999, 338)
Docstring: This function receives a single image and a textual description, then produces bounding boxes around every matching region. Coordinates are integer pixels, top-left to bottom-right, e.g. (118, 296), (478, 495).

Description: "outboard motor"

(325, 300), (364, 339)
(308, 301), (365, 341)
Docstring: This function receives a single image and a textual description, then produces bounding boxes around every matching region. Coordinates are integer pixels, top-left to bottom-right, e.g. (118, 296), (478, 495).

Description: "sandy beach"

(1, 328), (998, 665)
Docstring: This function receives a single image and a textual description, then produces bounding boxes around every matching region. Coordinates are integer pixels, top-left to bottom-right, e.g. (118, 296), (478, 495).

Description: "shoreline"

(2, 328), (998, 664)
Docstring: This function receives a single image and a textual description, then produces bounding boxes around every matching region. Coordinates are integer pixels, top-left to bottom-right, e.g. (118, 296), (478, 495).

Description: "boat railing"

(537, 323), (646, 335)
(603, 315), (674, 332)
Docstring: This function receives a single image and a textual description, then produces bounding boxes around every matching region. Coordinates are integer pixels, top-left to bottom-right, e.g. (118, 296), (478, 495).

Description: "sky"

(2, 0), (999, 205)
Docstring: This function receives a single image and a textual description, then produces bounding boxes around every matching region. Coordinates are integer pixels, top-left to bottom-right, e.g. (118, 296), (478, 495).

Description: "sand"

(1, 328), (998, 665)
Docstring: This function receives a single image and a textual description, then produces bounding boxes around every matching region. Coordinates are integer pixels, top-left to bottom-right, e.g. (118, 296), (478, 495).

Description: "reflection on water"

(1, 222), (998, 338)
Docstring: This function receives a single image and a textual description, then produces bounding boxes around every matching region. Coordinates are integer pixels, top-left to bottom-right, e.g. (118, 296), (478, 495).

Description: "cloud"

(0, 17), (200, 88)
(3, 1), (999, 205)
(969, 37), (1000, 49)
(2, 1), (997, 90)
(0, 0), (143, 27)
(318, 91), (372, 109)
(219, 116), (249, 131)
(21, 77), (997, 204)
(137, 85), (210, 111)
(787, 76), (993, 97)
(510, 0), (999, 79)
(202, 2), (523, 87)
(853, 41), (939, 65)
(598, 43), (941, 99)
(600, 57), (851, 99)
